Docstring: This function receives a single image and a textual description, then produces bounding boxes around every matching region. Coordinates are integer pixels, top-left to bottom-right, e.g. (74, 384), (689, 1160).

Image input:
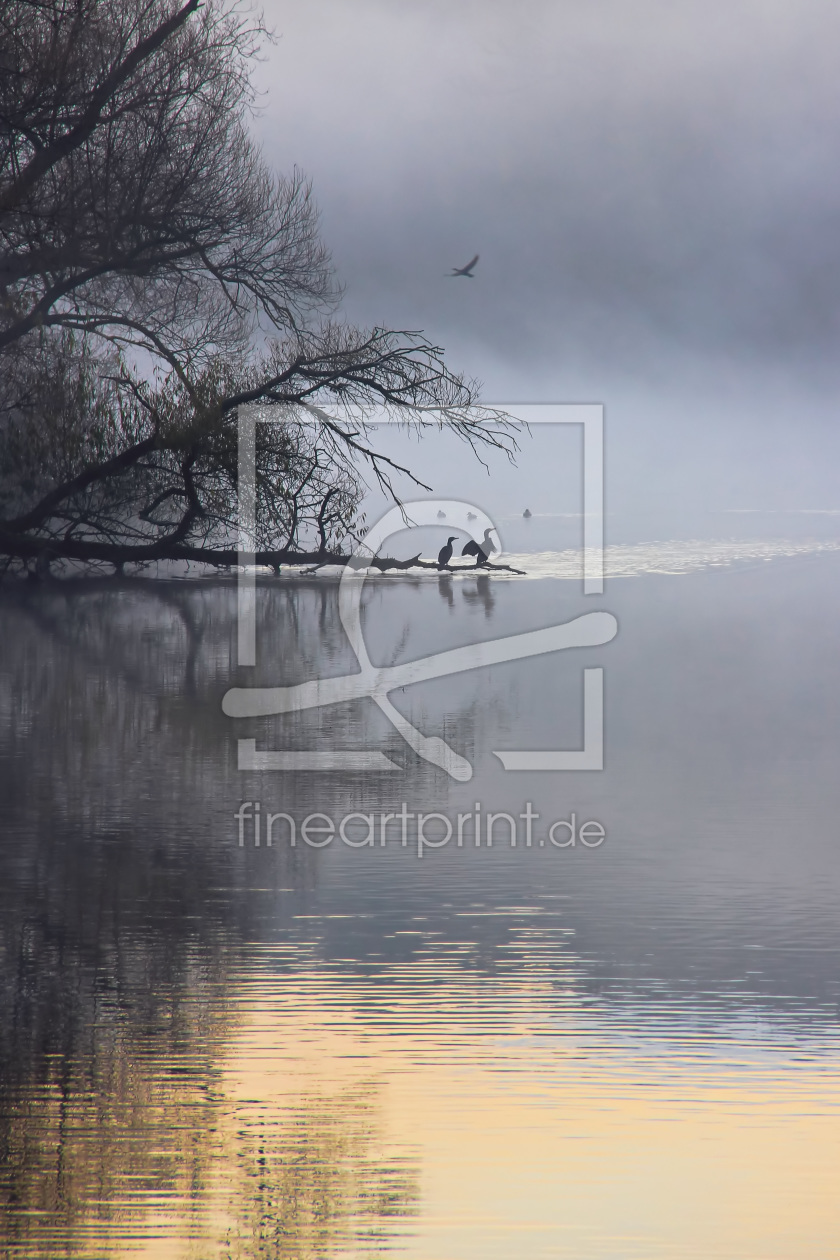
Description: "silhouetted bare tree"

(0, 0), (513, 578)
(0, 0), (332, 362)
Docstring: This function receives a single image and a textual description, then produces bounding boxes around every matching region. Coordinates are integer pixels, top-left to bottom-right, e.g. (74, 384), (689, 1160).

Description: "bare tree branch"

(0, 2), (521, 580)
(0, 0), (201, 215)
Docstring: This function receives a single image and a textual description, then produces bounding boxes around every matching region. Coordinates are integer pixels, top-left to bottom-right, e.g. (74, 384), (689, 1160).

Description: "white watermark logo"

(233, 800), (606, 856)
(222, 405), (616, 778)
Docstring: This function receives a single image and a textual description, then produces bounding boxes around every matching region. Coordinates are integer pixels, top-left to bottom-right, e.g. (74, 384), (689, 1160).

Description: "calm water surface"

(1, 553), (840, 1258)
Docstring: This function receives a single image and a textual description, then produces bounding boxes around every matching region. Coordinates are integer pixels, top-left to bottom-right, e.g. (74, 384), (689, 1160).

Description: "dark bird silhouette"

(461, 527), (497, 567)
(448, 254), (479, 277)
(436, 510), (446, 519)
(467, 511), (477, 520)
(523, 508), (532, 518)
(437, 536), (458, 569)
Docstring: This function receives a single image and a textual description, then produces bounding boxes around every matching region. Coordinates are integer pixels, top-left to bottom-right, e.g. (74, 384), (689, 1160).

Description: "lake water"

(2, 548), (840, 1258)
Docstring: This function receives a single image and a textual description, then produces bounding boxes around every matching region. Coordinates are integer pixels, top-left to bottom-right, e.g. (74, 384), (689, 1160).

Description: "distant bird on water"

(523, 508), (532, 518)
(437, 536), (458, 569)
(436, 509), (446, 519)
(461, 527), (497, 567)
(448, 254), (479, 278)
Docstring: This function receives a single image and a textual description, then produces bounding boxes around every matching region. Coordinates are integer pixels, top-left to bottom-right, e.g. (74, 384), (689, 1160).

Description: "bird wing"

(450, 254), (479, 275)
(461, 540), (478, 556)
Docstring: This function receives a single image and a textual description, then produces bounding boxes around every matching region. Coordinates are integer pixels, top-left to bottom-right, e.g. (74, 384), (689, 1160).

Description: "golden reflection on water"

(5, 958), (840, 1259)
(220, 971), (840, 1260)
(107, 959), (840, 1260)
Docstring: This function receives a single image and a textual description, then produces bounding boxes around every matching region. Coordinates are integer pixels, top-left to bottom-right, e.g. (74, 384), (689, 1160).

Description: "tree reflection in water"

(224, 1089), (418, 1260)
(0, 582), (419, 1259)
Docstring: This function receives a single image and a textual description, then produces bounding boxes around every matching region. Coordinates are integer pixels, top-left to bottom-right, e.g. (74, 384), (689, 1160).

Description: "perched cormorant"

(523, 508), (532, 518)
(461, 527), (497, 567)
(437, 536), (458, 569)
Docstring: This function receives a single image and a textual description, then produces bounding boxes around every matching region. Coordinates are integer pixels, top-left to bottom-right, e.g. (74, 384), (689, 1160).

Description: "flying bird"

(448, 254), (479, 278)
(461, 527), (497, 567)
(437, 536), (459, 569)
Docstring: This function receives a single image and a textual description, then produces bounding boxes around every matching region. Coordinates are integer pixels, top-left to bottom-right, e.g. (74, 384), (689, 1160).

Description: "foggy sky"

(252, 1), (840, 513)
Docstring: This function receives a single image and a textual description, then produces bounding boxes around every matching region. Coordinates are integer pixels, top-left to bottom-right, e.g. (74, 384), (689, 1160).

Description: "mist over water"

(2, 550), (840, 1257)
(5, 0), (840, 1254)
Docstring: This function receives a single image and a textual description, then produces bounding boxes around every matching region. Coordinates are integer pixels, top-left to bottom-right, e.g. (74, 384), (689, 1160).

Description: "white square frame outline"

(233, 402), (608, 771)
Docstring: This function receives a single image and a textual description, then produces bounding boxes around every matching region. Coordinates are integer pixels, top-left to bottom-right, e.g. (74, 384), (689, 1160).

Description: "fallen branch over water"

(300, 552), (526, 576)
(0, 529), (527, 580)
